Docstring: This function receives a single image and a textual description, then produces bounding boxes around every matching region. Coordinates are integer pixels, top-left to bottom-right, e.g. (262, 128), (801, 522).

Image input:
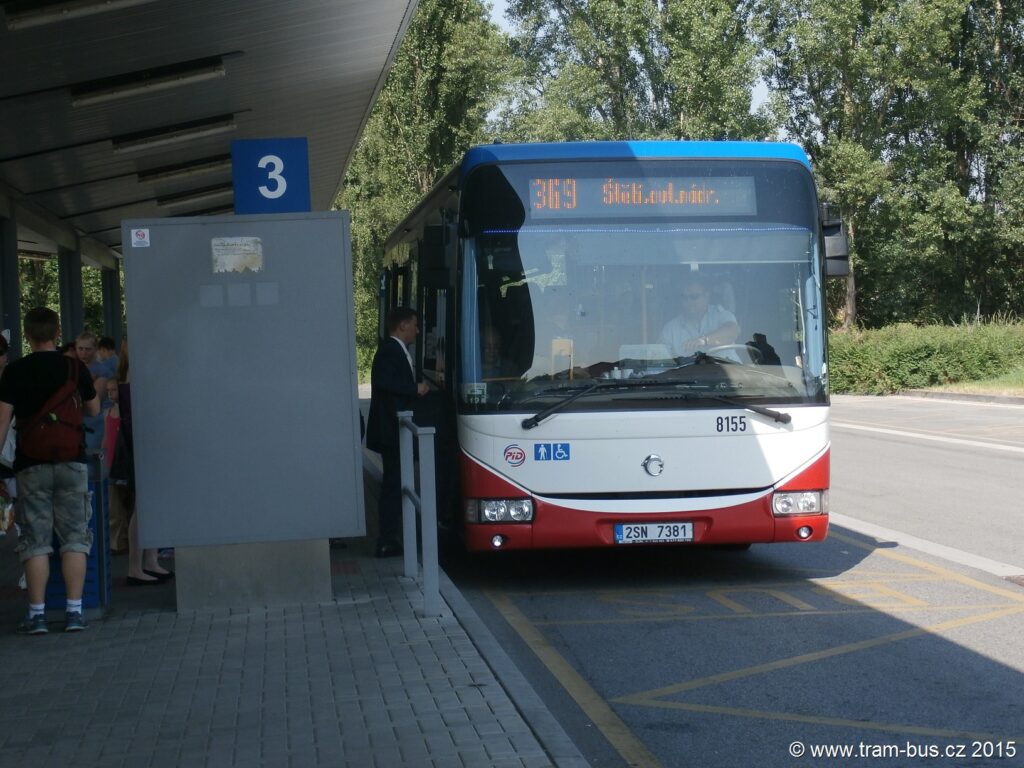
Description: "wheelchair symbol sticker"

(534, 443), (570, 461)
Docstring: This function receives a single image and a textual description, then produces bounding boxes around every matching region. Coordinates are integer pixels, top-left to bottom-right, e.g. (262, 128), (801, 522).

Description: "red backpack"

(18, 357), (84, 462)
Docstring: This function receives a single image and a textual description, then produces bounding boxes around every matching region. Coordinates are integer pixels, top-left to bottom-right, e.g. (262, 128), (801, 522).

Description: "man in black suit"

(366, 307), (429, 558)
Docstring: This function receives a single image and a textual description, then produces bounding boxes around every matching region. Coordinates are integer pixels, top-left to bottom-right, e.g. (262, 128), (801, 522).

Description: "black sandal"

(126, 576), (161, 586)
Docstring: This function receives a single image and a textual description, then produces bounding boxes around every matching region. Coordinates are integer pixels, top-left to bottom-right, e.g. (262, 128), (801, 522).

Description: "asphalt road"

(447, 395), (1024, 768)
(831, 394), (1024, 572)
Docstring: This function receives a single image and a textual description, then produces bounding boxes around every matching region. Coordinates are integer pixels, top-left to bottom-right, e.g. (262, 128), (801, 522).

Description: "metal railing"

(396, 410), (440, 617)
(359, 410), (441, 617)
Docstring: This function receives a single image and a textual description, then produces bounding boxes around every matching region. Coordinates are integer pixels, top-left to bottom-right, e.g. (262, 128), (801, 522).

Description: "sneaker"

(16, 614), (48, 635)
(64, 611), (87, 633)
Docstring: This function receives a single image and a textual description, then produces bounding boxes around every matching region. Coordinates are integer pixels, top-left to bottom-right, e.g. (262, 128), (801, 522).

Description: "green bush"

(829, 322), (1024, 394)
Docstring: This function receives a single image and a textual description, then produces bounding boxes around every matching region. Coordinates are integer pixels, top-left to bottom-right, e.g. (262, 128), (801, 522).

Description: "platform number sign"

(231, 138), (311, 214)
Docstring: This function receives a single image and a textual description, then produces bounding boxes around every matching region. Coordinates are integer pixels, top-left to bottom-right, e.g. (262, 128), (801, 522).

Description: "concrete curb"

(899, 389), (1024, 406)
(440, 570), (592, 768)
(831, 512), (1024, 579)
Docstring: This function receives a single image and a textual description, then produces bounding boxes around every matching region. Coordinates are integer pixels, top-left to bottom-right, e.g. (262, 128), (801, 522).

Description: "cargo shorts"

(14, 462), (93, 562)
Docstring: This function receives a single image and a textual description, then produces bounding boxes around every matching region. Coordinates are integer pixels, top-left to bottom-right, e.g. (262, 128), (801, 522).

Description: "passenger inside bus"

(480, 325), (521, 380)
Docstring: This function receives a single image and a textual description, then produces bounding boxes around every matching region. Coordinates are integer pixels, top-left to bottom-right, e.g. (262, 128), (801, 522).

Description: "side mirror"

(821, 203), (849, 278)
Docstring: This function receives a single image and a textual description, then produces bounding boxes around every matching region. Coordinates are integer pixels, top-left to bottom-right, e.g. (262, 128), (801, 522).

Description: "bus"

(381, 141), (848, 552)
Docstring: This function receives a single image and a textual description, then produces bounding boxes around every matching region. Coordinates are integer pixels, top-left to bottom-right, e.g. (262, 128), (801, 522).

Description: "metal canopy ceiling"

(0, 0), (417, 264)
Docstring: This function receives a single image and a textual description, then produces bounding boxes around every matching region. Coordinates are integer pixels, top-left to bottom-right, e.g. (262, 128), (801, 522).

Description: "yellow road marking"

(486, 590), (663, 768)
(706, 587), (816, 613)
(618, 700), (1024, 743)
(814, 582), (929, 609)
(488, 533), (1024, 762)
(497, 572), (954, 598)
(598, 589), (697, 618)
(829, 531), (1024, 603)
(615, 604), (1024, 701)
(534, 602), (1016, 626)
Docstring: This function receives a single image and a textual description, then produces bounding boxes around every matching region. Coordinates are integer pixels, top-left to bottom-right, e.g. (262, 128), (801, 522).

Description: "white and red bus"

(382, 141), (848, 551)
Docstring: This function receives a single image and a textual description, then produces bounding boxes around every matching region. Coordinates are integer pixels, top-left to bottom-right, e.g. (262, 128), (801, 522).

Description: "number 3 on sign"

(258, 155), (287, 199)
(231, 138), (310, 213)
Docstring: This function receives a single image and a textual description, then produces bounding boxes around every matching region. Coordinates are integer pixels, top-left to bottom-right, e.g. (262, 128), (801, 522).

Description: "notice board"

(122, 212), (364, 547)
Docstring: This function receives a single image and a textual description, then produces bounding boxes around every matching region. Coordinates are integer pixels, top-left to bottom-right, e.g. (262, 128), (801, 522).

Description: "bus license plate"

(615, 522), (694, 544)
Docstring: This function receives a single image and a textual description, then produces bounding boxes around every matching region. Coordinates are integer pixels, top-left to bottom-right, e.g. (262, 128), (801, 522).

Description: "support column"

(0, 214), (20, 356)
(101, 262), (122, 347)
(57, 242), (84, 340)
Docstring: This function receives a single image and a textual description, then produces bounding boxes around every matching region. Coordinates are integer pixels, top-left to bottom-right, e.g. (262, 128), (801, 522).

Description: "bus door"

(416, 230), (459, 528)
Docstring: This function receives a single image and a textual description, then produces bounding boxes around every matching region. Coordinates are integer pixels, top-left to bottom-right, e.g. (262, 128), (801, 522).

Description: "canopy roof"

(0, 0), (417, 266)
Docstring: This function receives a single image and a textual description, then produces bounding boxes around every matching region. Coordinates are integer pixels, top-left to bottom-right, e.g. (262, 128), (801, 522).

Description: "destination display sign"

(529, 176), (757, 218)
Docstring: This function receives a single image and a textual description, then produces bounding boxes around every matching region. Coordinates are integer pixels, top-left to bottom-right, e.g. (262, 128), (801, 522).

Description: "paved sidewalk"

(0, 535), (588, 768)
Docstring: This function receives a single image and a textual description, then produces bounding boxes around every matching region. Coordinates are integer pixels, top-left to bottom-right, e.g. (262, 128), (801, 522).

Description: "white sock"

(28, 603), (45, 618)
(66, 598), (83, 614)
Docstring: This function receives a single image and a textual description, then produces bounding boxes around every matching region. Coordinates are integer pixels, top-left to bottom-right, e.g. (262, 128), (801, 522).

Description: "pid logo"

(503, 444), (526, 467)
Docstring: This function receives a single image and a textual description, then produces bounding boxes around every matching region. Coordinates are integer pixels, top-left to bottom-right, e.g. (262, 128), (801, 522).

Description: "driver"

(658, 274), (739, 357)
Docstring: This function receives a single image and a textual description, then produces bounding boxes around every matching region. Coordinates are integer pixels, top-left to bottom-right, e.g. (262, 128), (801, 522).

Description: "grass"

(925, 366), (1024, 398)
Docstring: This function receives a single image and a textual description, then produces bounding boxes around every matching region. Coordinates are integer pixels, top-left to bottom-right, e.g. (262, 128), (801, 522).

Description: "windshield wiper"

(618, 381), (792, 424)
(520, 378), (792, 429)
(706, 394), (791, 424)
(521, 380), (651, 429)
(522, 381), (601, 430)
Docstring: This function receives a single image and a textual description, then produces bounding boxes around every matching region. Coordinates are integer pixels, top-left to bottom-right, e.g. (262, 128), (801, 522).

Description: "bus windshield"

(457, 158), (827, 412)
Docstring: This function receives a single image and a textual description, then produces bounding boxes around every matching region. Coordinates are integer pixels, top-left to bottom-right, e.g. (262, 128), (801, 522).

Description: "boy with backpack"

(0, 307), (100, 634)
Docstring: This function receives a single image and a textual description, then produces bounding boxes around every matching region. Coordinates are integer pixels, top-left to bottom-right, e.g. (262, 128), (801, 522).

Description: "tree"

(341, 0), (1024, 343)
(761, 0), (1023, 327)
(336, 0), (511, 374)
(497, 0), (773, 141)
(18, 257), (59, 316)
(960, 0), (1024, 315)
(17, 257), (106, 341)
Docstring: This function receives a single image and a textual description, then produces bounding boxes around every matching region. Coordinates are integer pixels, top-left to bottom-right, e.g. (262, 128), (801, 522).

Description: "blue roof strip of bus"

(461, 141), (811, 181)
(482, 225), (811, 235)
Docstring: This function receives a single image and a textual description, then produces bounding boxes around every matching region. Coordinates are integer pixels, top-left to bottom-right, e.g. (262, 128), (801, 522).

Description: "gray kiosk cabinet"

(122, 213), (363, 609)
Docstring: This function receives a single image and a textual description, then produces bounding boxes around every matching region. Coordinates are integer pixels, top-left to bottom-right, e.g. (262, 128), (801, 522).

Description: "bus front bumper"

(463, 494), (829, 551)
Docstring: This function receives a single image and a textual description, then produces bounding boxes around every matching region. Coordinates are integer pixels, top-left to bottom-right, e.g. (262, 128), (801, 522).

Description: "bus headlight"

(772, 490), (827, 516)
(466, 499), (534, 523)
(508, 500), (532, 521)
